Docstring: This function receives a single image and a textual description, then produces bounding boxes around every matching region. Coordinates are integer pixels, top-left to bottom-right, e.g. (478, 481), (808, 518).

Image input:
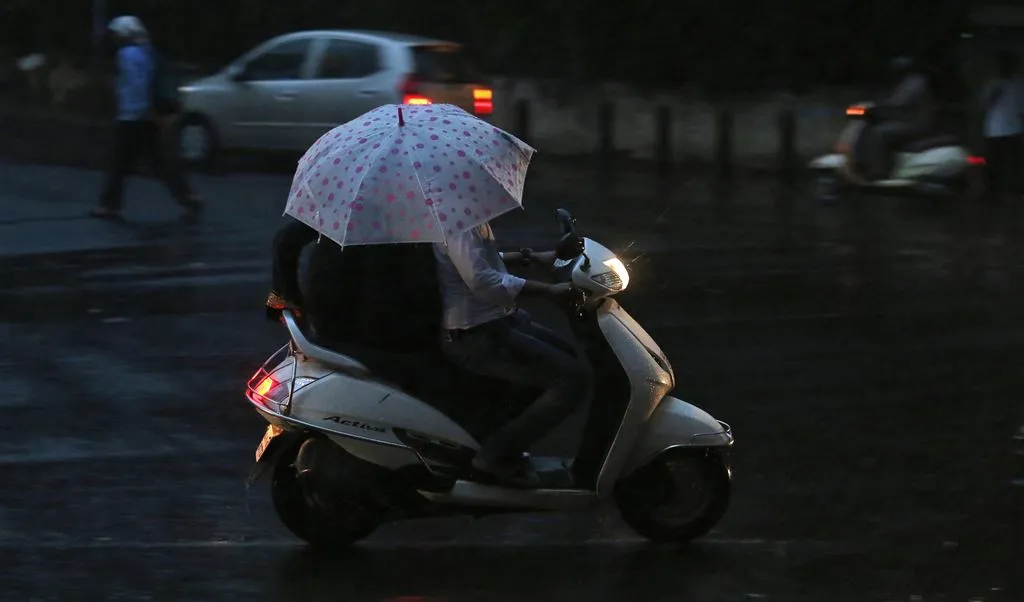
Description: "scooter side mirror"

(555, 208), (576, 236)
(555, 232), (585, 260)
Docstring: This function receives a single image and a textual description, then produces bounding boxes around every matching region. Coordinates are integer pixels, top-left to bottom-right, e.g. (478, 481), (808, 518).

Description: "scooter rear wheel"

(270, 441), (382, 548)
(613, 448), (731, 544)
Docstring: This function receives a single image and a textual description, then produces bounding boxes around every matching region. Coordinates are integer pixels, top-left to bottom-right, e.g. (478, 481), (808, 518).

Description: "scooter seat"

(901, 134), (960, 153)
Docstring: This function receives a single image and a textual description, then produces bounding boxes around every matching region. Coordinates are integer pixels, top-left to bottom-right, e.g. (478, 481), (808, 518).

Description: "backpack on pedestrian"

(150, 50), (181, 116)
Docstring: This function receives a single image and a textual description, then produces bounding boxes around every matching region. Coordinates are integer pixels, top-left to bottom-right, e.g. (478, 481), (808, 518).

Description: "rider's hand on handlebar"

(545, 282), (575, 299)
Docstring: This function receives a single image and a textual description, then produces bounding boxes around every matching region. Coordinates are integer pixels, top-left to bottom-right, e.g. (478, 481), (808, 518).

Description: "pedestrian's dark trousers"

(441, 311), (591, 462)
(100, 119), (193, 210)
(986, 134), (1022, 195)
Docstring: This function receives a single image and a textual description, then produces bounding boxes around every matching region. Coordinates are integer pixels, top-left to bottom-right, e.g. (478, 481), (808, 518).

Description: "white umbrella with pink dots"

(283, 103), (536, 247)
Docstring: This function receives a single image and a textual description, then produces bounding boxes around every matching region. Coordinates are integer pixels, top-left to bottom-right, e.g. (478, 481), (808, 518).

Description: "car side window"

(315, 40), (382, 79)
(244, 39), (312, 81)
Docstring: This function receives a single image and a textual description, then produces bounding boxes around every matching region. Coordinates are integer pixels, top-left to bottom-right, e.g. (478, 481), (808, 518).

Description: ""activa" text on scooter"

(323, 416), (387, 433)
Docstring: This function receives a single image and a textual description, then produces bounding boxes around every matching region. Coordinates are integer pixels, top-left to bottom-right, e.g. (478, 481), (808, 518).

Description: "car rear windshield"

(412, 45), (482, 83)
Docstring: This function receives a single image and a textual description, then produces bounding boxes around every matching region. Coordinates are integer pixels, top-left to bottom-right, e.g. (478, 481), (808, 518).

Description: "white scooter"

(244, 209), (734, 548)
(808, 101), (984, 199)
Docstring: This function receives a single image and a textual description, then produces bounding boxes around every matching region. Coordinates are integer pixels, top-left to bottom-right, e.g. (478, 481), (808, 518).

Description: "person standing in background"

(90, 15), (202, 223)
(981, 50), (1024, 197)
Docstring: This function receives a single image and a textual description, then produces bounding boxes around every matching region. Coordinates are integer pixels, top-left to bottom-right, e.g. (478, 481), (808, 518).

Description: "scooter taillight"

(253, 375), (277, 397)
(967, 155), (986, 166)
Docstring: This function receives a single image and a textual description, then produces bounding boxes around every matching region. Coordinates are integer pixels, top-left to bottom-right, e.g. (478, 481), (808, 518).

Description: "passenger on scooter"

(434, 222), (591, 488)
(267, 218), (441, 353)
(858, 56), (940, 180)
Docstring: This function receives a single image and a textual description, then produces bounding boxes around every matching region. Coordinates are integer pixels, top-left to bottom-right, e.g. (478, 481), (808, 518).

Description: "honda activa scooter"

(808, 101), (985, 199)
(244, 209), (734, 548)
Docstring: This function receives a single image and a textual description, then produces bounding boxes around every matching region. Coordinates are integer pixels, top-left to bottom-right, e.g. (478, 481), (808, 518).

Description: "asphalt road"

(1, 161), (1021, 601)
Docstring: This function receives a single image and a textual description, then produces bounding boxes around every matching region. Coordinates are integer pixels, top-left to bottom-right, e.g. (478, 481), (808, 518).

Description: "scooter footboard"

(620, 396), (733, 477)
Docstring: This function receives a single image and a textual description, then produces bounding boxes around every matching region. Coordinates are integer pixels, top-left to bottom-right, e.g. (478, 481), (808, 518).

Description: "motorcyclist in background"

(856, 56), (941, 180)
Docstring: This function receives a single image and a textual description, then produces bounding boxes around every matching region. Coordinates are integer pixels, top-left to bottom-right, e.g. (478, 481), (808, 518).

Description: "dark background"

(0, 0), (973, 90)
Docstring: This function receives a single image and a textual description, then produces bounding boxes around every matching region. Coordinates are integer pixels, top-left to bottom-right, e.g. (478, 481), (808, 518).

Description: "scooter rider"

(434, 223), (591, 488)
(859, 56), (940, 179)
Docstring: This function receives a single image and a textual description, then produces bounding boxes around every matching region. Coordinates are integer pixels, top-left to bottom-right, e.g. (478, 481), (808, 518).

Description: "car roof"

(277, 30), (458, 46)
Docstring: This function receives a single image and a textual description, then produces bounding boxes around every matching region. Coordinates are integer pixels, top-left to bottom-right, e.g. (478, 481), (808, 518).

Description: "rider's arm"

(270, 218), (317, 306)
(500, 249), (558, 267)
(446, 230), (555, 304)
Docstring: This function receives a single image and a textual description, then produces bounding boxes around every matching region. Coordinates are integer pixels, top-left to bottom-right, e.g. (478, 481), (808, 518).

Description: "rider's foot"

(472, 454), (540, 489)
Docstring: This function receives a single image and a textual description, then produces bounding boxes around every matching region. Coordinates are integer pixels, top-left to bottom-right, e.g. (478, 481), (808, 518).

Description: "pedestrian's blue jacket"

(116, 43), (154, 121)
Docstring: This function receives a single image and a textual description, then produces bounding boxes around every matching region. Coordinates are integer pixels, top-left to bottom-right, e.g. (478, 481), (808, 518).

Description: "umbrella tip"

(398, 106), (405, 127)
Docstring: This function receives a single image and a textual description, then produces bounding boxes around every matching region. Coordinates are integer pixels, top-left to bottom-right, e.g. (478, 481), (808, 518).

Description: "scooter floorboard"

(419, 479), (597, 510)
(432, 456), (576, 490)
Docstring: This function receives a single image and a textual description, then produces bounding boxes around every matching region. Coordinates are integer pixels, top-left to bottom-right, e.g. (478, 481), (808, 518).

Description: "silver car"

(177, 30), (493, 169)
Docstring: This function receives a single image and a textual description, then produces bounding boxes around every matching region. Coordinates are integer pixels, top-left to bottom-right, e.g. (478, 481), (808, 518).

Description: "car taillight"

(401, 75), (432, 105)
(473, 88), (493, 115)
(967, 155), (986, 166)
(846, 105), (866, 116)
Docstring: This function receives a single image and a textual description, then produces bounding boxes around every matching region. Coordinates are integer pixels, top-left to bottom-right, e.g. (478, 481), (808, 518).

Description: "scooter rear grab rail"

(280, 310), (371, 378)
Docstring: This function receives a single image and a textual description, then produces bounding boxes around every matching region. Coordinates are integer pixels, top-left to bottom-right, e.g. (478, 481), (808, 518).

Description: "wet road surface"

(1, 161), (1022, 601)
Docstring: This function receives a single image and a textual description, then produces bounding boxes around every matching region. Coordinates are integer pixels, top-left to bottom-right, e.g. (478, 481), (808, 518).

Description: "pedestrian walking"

(89, 15), (202, 223)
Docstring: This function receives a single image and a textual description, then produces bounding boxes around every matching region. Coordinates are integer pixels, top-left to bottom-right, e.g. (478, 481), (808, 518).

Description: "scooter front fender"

(620, 395), (733, 478)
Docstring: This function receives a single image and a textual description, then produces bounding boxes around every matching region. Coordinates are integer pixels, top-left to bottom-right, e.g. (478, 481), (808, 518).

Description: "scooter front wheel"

(613, 447), (731, 544)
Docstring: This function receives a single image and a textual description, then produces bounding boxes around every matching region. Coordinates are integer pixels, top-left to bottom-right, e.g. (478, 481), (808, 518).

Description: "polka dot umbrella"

(284, 103), (536, 247)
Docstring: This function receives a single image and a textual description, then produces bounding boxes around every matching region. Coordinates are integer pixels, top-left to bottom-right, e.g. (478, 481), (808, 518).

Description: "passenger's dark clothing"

(270, 219), (441, 352)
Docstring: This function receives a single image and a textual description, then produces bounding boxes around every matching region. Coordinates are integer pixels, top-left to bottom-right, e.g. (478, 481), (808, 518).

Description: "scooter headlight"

(592, 257), (630, 291)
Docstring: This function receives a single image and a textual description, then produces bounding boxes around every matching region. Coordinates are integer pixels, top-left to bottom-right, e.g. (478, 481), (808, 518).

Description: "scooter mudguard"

(620, 395), (733, 477)
(245, 427), (305, 487)
(809, 153), (846, 170)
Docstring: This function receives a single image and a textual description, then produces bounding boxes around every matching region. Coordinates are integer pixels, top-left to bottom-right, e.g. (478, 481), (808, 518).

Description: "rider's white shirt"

(433, 223), (525, 330)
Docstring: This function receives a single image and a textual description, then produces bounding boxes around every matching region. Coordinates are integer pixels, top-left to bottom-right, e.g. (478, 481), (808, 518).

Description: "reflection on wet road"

(1, 162), (1021, 601)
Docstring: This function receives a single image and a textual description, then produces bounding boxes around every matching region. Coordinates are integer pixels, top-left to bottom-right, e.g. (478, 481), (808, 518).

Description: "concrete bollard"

(715, 109), (733, 178)
(655, 106), (672, 177)
(597, 102), (614, 161)
(778, 108), (797, 182)
(514, 99), (531, 144)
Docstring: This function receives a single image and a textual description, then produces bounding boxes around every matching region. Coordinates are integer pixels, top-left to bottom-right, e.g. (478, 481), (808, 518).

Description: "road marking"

(0, 536), (835, 551)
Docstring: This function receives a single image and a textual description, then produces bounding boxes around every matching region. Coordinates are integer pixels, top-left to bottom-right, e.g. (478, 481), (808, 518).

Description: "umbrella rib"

(343, 128), (397, 247)
(401, 134), (446, 244)
(301, 181), (325, 246)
